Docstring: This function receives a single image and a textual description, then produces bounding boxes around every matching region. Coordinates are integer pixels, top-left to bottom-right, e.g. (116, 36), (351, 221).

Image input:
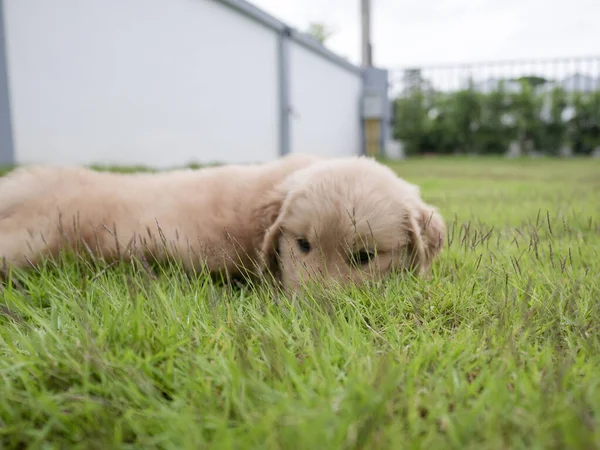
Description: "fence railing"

(388, 56), (600, 156)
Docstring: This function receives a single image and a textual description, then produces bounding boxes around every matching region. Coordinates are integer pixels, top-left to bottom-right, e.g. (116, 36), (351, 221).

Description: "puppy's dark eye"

(352, 250), (375, 265)
(296, 238), (311, 254)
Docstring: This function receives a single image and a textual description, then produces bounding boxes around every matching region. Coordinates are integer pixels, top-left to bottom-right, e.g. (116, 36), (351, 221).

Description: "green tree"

(512, 80), (544, 153)
(515, 76), (548, 88)
(305, 22), (335, 45)
(392, 90), (430, 155)
(448, 80), (482, 153)
(539, 87), (568, 155)
(423, 92), (459, 154)
(569, 91), (600, 154)
(476, 81), (515, 154)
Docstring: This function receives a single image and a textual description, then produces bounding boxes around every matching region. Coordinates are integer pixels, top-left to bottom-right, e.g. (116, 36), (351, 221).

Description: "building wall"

(289, 41), (363, 157)
(1, 0), (363, 168)
(3, 0), (280, 167)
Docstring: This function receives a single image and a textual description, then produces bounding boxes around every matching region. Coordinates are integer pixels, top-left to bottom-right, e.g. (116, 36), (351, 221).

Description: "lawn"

(1, 157), (599, 449)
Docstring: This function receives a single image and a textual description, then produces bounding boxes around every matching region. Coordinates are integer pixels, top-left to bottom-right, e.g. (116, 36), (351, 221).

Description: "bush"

(569, 91), (600, 154)
(392, 82), (600, 156)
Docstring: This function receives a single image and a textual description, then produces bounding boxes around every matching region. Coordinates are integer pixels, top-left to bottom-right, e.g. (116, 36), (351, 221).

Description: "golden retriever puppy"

(0, 153), (322, 279)
(255, 156), (446, 291)
(0, 154), (445, 292)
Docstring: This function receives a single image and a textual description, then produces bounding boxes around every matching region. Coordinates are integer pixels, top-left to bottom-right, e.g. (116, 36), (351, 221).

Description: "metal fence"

(388, 56), (600, 156)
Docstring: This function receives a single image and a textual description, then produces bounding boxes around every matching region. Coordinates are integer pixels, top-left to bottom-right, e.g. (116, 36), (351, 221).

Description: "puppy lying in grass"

(0, 154), (445, 291)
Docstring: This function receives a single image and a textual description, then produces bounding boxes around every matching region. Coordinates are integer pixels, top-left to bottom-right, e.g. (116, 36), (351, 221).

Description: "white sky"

(250, 0), (600, 68)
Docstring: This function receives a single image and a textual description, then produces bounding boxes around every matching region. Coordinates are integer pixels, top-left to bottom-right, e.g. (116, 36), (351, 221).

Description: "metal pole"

(278, 27), (291, 156)
(0, 0), (15, 165)
(361, 0), (372, 67)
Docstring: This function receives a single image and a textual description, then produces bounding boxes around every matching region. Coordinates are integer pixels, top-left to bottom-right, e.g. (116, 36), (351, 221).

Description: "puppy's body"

(0, 153), (321, 276)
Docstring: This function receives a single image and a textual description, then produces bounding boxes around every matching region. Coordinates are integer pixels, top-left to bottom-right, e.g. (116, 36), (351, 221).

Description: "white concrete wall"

(2, 0), (280, 168)
(289, 42), (362, 157)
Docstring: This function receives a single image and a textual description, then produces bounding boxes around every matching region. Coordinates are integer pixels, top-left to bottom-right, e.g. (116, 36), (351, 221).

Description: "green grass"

(1, 157), (599, 449)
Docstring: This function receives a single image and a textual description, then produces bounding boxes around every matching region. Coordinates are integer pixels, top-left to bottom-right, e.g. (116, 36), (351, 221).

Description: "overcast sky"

(250, 0), (600, 68)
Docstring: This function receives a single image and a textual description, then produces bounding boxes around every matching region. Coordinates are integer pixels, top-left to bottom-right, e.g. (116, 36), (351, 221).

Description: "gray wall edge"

(288, 30), (361, 76)
(278, 28), (291, 156)
(0, 0), (14, 165)
(214, 0), (284, 31)
(214, 0), (362, 76)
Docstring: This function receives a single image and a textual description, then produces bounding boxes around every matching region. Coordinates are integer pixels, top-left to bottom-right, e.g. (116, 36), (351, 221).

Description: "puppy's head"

(256, 157), (445, 292)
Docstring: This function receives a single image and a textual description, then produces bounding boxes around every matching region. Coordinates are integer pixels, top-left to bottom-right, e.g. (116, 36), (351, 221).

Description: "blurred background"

(0, 0), (598, 168)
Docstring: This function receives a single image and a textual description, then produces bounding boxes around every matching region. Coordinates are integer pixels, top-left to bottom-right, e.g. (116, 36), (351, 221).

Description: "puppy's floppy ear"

(406, 202), (446, 275)
(252, 186), (288, 280)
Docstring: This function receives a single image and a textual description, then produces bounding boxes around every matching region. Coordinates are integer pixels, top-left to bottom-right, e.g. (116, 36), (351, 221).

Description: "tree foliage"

(305, 22), (335, 45)
(392, 83), (600, 156)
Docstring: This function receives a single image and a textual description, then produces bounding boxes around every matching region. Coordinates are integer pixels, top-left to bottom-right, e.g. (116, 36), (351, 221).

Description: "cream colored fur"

(0, 154), (445, 291)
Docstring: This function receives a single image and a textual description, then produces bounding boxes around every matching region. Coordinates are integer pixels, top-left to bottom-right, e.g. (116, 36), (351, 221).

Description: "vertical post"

(278, 27), (291, 156)
(361, 0), (372, 67)
(0, 0), (14, 166)
(360, 0), (379, 157)
(361, 67), (389, 158)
